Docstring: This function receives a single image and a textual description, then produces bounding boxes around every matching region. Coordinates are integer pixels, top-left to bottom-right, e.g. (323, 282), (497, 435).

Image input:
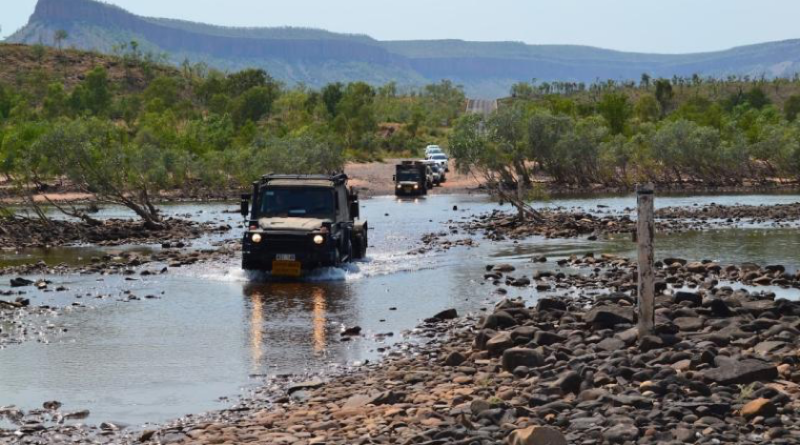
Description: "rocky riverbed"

(0, 216), (232, 249)
(6, 250), (800, 444)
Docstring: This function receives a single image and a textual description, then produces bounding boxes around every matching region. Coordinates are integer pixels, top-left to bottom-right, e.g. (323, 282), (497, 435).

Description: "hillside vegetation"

(10, 0), (800, 98)
(0, 43), (464, 224)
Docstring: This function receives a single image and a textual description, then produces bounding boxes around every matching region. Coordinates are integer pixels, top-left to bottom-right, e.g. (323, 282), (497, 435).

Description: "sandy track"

(345, 159), (482, 197)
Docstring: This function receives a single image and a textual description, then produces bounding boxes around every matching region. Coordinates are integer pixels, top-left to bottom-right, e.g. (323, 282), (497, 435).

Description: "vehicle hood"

(398, 181), (420, 185)
(258, 217), (329, 232)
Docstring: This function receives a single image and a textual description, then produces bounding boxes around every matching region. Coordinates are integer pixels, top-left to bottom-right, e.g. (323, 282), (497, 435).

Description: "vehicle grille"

(263, 235), (309, 252)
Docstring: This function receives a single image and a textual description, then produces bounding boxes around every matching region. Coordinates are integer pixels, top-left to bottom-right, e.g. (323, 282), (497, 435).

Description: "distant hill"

(8, 0), (800, 98)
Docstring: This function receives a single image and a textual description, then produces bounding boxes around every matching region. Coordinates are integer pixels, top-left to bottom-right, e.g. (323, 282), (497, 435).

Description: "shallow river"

(2, 192), (800, 428)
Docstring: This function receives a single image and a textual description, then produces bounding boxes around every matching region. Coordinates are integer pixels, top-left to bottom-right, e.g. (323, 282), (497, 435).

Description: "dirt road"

(345, 159), (482, 196)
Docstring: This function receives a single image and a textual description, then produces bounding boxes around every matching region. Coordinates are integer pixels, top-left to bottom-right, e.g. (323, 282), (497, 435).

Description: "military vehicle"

(240, 174), (368, 277)
(394, 161), (431, 196)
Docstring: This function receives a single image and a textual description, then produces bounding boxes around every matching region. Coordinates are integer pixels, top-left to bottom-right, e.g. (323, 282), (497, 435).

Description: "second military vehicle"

(240, 173), (368, 277)
(394, 161), (431, 196)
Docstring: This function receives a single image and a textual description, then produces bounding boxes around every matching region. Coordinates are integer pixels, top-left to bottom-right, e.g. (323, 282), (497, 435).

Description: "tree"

(69, 66), (112, 116)
(597, 92), (631, 135)
(232, 85), (279, 127)
(226, 68), (272, 97)
(654, 79), (674, 115)
(640, 73), (651, 89)
(322, 82), (344, 117)
(53, 29), (69, 51)
(41, 119), (174, 228)
(784, 94), (800, 121)
(634, 94), (661, 122)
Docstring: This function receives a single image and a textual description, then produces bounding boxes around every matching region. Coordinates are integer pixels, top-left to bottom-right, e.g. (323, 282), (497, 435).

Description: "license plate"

(276, 254), (295, 261)
(272, 260), (302, 277)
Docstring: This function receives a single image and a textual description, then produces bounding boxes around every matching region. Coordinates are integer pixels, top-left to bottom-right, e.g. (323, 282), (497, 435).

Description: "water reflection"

(243, 282), (352, 371)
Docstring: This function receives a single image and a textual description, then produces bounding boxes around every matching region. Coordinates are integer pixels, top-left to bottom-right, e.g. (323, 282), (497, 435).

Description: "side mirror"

(349, 200), (360, 219)
(392, 175), (396, 181)
(240, 194), (251, 218)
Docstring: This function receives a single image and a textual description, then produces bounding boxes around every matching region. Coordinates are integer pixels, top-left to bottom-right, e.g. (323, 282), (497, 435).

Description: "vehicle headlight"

(396, 184), (402, 189)
(251, 233), (262, 243)
(414, 184), (419, 189)
(313, 234), (324, 245)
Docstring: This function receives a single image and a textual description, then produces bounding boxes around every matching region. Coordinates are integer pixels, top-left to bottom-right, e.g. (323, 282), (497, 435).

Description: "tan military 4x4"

(240, 174), (368, 277)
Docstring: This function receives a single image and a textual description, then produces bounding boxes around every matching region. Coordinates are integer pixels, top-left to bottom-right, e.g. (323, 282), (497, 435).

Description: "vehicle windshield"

(259, 187), (334, 218)
(432, 154), (447, 160)
(397, 169), (421, 181)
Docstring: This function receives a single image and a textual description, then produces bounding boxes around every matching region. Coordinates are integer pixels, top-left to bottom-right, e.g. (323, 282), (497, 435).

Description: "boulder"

(502, 347), (544, 372)
(443, 351), (467, 367)
(741, 398), (777, 419)
(427, 308), (458, 322)
(10, 277), (34, 287)
(483, 310), (518, 329)
(506, 426), (566, 445)
(533, 331), (565, 346)
(487, 332), (514, 357)
(603, 424), (639, 443)
(703, 359), (778, 385)
(536, 298), (566, 312)
(585, 305), (634, 328)
(674, 291), (702, 306)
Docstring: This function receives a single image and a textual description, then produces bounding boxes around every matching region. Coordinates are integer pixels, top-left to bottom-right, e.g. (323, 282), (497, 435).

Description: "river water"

(1, 192), (800, 428)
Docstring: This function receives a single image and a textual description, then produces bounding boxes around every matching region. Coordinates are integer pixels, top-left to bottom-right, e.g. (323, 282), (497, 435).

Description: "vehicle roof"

(430, 153), (448, 157)
(265, 179), (336, 188)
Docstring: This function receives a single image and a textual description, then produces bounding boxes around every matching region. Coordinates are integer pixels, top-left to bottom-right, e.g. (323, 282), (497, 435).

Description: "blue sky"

(2, 0), (800, 54)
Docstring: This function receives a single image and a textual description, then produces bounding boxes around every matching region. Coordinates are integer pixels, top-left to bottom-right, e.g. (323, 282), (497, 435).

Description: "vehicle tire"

(352, 229), (368, 260)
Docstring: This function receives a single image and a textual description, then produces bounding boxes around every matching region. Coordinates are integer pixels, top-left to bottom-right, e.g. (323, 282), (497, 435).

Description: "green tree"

(53, 29), (68, 51)
(322, 82), (344, 117)
(69, 66), (112, 116)
(654, 79), (674, 115)
(634, 94), (661, 122)
(597, 92), (631, 135)
(784, 94), (800, 121)
(232, 85), (279, 127)
(226, 68), (272, 97)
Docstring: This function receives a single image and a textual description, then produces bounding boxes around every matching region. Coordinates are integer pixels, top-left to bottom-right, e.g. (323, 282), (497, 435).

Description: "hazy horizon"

(3, 0), (800, 54)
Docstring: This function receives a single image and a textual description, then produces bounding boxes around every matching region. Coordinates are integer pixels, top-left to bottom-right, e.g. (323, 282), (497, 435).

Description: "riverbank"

(127, 255), (800, 444)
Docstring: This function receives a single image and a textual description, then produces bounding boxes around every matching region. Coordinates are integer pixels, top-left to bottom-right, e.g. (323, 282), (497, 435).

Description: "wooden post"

(636, 183), (655, 342)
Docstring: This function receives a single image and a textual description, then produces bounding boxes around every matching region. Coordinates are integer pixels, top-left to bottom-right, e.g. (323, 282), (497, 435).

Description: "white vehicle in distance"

(425, 145), (443, 157)
(421, 160), (445, 185)
(427, 152), (449, 172)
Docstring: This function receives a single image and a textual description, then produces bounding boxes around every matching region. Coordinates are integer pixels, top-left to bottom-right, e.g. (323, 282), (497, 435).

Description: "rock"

(341, 326), (362, 336)
(483, 311), (518, 329)
(536, 298), (566, 312)
(639, 335), (665, 352)
(369, 390), (404, 405)
(63, 410), (90, 420)
(444, 351), (467, 367)
(427, 308), (458, 322)
(506, 426), (566, 445)
(596, 337), (625, 351)
(287, 379), (324, 394)
(10, 278), (34, 287)
(674, 428), (695, 442)
(603, 424), (639, 443)
(674, 291), (702, 306)
(487, 332), (514, 357)
(686, 262), (706, 273)
(42, 401), (61, 410)
(494, 264), (516, 272)
(741, 398), (777, 419)
(502, 347), (544, 372)
(584, 305), (634, 328)
(555, 371), (581, 394)
(533, 331), (565, 346)
(673, 317), (704, 332)
(703, 359), (778, 385)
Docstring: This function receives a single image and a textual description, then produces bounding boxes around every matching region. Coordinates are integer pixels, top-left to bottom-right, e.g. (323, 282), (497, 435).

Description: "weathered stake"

(636, 183), (655, 342)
